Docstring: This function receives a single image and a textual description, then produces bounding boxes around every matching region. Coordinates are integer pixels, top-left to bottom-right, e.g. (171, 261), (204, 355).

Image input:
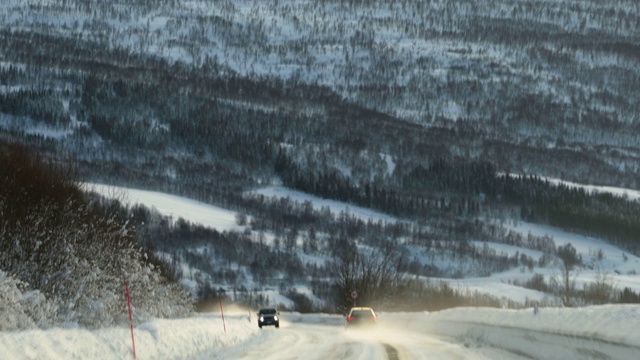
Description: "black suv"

(257, 308), (280, 328)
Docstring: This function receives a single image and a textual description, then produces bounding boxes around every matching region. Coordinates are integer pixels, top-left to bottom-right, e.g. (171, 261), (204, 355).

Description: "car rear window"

(352, 310), (373, 317)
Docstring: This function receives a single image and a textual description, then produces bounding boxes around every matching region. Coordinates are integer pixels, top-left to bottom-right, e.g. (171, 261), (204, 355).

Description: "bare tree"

(331, 240), (406, 311)
(551, 243), (581, 306)
(583, 269), (615, 305)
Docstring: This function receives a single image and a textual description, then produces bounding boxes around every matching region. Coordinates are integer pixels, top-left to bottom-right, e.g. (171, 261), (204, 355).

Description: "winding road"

(195, 313), (517, 360)
(195, 312), (639, 360)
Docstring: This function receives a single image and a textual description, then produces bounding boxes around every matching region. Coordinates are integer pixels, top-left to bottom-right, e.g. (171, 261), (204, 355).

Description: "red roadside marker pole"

(219, 299), (227, 333)
(126, 283), (137, 359)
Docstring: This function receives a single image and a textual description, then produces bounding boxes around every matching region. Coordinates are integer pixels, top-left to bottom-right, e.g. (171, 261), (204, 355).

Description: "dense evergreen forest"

(1, 0), (640, 311)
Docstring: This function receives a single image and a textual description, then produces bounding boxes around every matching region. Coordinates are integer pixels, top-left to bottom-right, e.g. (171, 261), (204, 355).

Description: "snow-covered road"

(3, 306), (639, 359)
(204, 313), (495, 360)
(204, 311), (640, 360)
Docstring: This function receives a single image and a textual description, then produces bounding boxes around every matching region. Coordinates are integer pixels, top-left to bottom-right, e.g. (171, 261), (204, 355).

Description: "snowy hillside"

(3, 0), (640, 313)
(86, 182), (640, 306)
(2, 164), (639, 359)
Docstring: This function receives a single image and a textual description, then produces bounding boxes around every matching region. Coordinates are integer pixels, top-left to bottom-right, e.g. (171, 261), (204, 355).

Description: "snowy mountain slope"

(2, 1), (640, 309)
(2, 0), (640, 189)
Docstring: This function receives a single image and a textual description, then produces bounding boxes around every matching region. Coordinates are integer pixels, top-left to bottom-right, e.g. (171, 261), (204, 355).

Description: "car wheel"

(276, 323), (280, 328)
(259, 325), (262, 329)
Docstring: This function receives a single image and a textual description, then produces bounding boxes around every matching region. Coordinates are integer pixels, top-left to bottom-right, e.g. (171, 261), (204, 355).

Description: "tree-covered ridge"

(0, 1), (639, 250)
(0, 144), (192, 329)
(2, 0), (640, 186)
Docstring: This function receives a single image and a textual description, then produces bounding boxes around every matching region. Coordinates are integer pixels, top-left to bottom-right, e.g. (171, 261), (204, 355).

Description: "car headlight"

(260, 316), (264, 322)
(274, 316), (278, 321)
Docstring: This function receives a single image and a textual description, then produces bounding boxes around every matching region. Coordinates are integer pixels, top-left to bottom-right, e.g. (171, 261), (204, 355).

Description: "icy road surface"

(191, 311), (640, 360)
(3, 307), (640, 359)
(201, 313), (495, 360)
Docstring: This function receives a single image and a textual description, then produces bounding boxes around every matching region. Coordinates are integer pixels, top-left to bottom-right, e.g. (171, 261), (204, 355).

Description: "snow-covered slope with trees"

(2, 3), (640, 358)
(88, 182), (640, 308)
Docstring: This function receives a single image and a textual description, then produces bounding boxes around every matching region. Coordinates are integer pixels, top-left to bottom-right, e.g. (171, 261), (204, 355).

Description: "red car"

(345, 307), (377, 328)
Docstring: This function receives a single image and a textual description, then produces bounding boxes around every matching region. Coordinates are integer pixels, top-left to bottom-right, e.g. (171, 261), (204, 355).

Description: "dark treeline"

(502, 175), (640, 253)
(275, 146), (640, 253)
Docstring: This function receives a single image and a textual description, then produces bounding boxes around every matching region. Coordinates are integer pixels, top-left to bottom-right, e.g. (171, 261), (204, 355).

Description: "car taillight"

(347, 316), (353, 322)
(372, 316), (377, 321)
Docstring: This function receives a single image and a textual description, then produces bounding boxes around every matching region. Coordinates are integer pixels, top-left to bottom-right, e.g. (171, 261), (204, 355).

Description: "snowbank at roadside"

(412, 304), (640, 347)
